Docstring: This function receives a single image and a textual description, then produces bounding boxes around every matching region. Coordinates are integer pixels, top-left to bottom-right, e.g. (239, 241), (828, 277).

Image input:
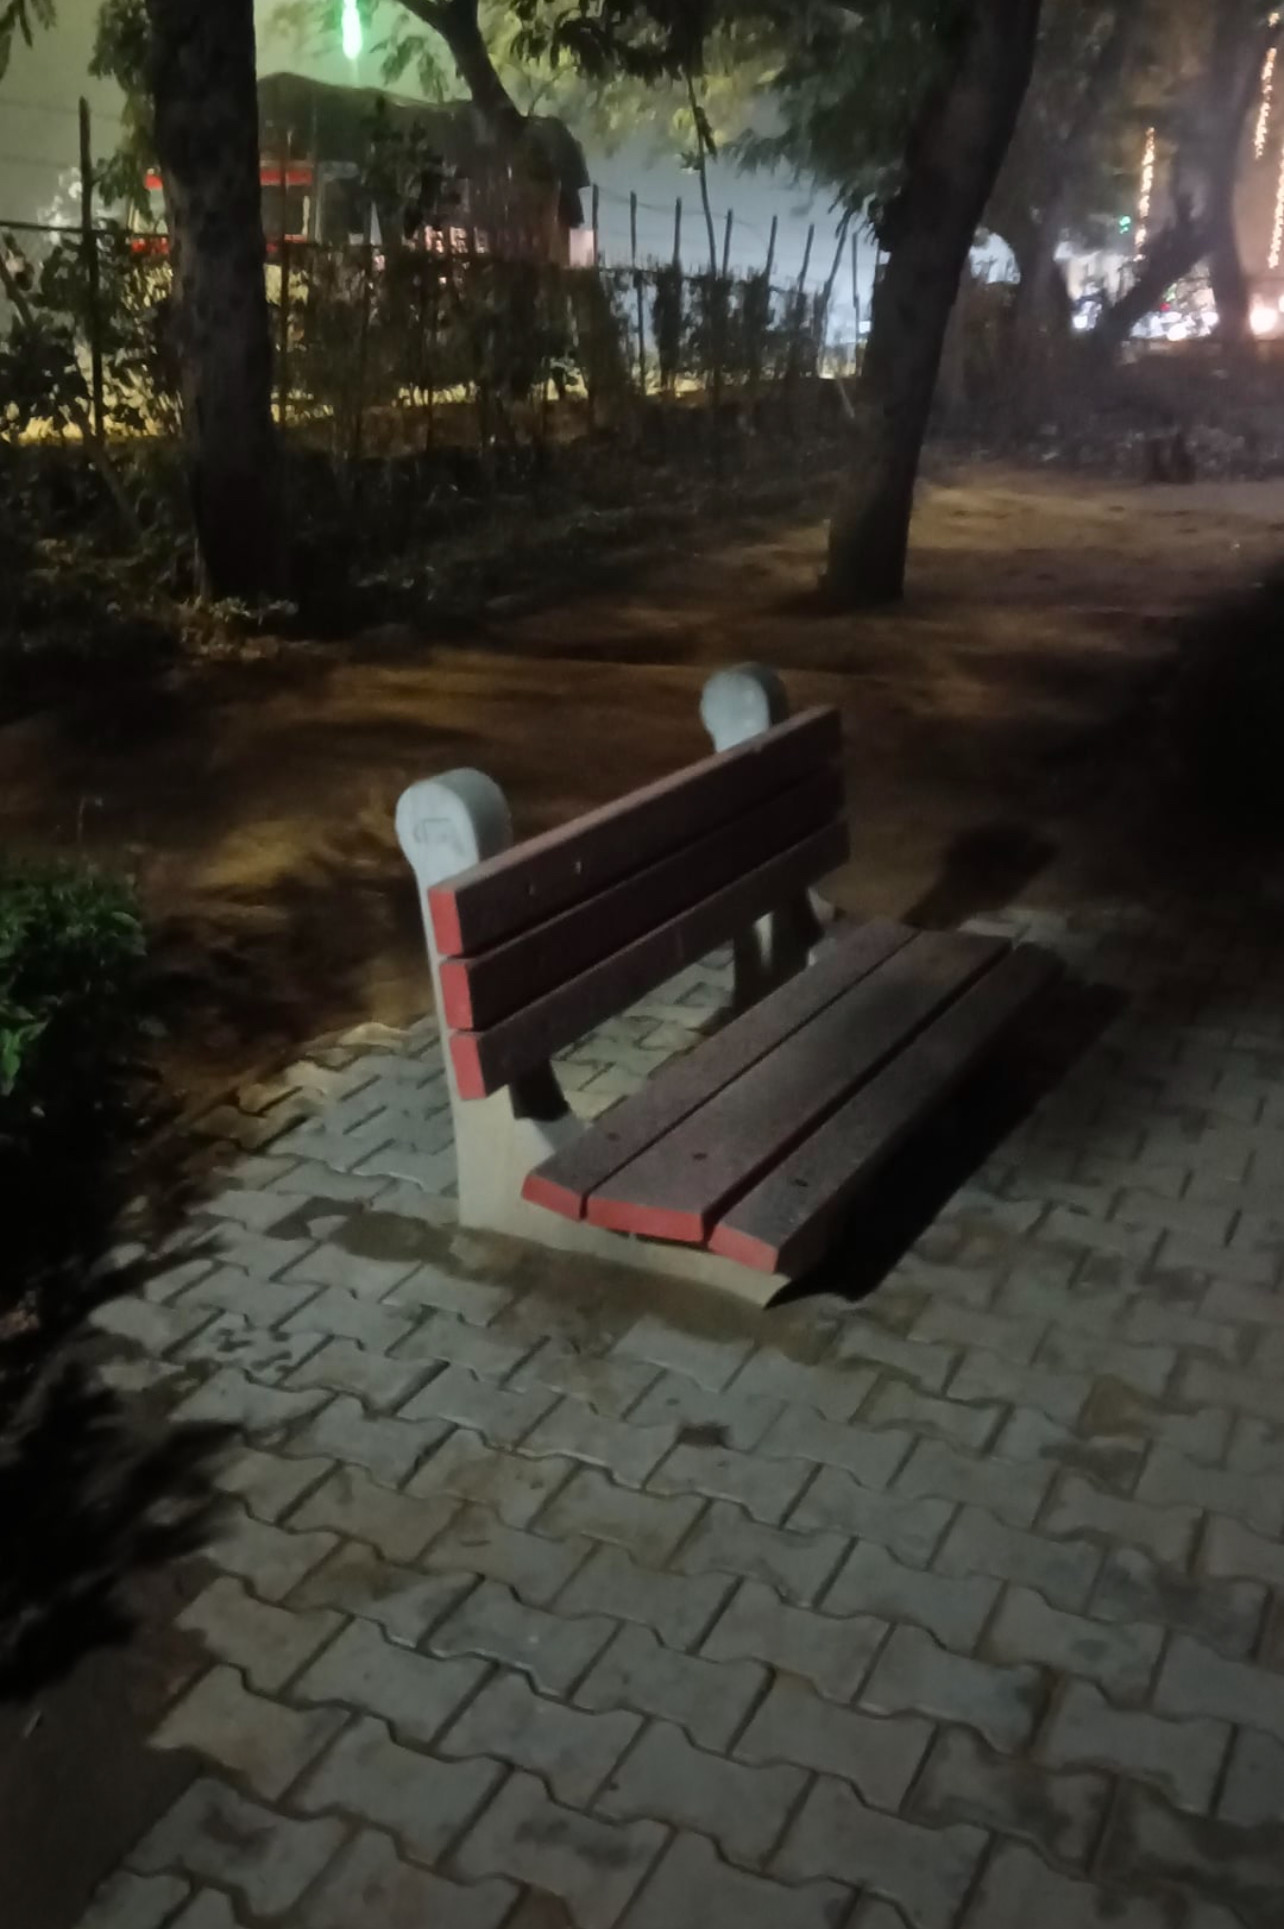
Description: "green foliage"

(0, 0), (54, 79)
(90, 0), (156, 217)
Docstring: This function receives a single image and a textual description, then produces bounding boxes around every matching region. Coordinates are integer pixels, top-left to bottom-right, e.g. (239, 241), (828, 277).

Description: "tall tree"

(145, 0), (283, 597)
(0, 0), (54, 75)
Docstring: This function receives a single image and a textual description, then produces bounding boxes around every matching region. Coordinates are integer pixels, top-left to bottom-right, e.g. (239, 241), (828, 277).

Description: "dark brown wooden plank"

(450, 819), (850, 1099)
(522, 917), (915, 1220)
(440, 767), (844, 1031)
(709, 946), (1060, 1275)
(429, 706), (841, 958)
(584, 930), (1006, 1244)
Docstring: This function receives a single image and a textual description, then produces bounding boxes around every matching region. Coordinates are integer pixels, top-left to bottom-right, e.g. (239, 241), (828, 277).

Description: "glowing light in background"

(1136, 126), (1156, 254)
(341, 0), (363, 62)
(1270, 139), (1284, 269)
(1256, 45), (1278, 158)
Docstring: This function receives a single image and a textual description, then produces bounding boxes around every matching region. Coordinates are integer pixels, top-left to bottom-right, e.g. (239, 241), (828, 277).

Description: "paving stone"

(1092, 1545), (1265, 1658)
(385, 1261), (515, 1326)
(1218, 1729), (1284, 1829)
(534, 1467), (701, 1562)
(1044, 1477), (1199, 1567)
(576, 1623), (766, 1750)
(129, 1780), (346, 1917)
(288, 1338), (428, 1411)
(673, 1502), (848, 1605)
(289, 1396), (447, 1485)
(441, 1671), (640, 1806)
(703, 1578), (883, 1702)
(1080, 1381), (1233, 1466)
(829, 1320), (956, 1393)
(757, 1407), (914, 1486)
(295, 1716), (502, 1862)
(1042, 1678), (1229, 1814)
(89, 1293), (215, 1357)
(282, 1243), (420, 1298)
(791, 1468), (953, 1565)
(737, 1676), (931, 1810)
(894, 1437), (1050, 1531)
(626, 1369), (782, 1449)
(729, 1349), (876, 1421)
(823, 1541), (998, 1650)
(934, 1504), (1100, 1613)
(1124, 1300), (1244, 1364)
(173, 1369), (328, 1440)
(612, 1316), (753, 1392)
(914, 1301), (1044, 1365)
(394, 1312), (534, 1379)
(77, 1870), (191, 1929)
(178, 1578), (342, 1693)
(911, 1726), (1108, 1869)
(948, 1348), (1090, 1425)
(281, 1284), (415, 1354)
(178, 1313), (329, 1386)
(1157, 1231), (1277, 1288)
(288, 1465), (456, 1563)
(512, 1343), (661, 1422)
(139, 1252), (221, 1306)
(988, 1585), (1163, 1701)
(453, 1771), (666, 1929)
(517, 1399), (676, 1486)
(407, 1431), (575, 1528)
(1101, 1782), (1284, 1926)
(619, 1831), (852, 1929)
(1181, 1359), (1284, 1427)
(647, 1440), (811, 1525)
(1203, 1278), (1284, 1331)
(296, 1829), (516, 1929)
(430, 1579), (616, 1694)
(966, 1839), (1171, 1929)
(597, 1719), (803, 1867)
(293, 1541), (470, 1644)
(403, 1367), (559, 1449)
(150, 1663), (344, 1799)
(1044, 1205), (1161, 1268)
(1203, 1513), (1284, 1589)
(1138, 1448), (1284, 1537)
(1037, 1328), (1176, 1398)
(1156, 1633), (1284, 1742)
(995, 1406), (1146, 1495)
(211, 1506), (338, 1602)
(863, 1378), (1002, 1451)
(559, 1544), (730, 1650)
(212, 1446), (331, 1524)
(774, 1777), (986, 1929)
(294, 1617), (487, 1745)
(422, 1503), (591, 1606)
(862, 1626), (1043, 1753)
(157, 1891), (238, 1929)
(179, 1259), (326, 1327)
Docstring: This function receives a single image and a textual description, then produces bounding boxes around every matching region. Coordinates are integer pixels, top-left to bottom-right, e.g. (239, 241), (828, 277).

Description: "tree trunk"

(424, 0), (527, 148)
(1208, 199), (1250, 346)
(147, 0), (282, 599)
(825, 0), (1043, 608)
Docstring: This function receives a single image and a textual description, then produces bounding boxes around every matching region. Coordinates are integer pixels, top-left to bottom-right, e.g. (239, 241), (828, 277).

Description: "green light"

(341, 0), (362, 62)
(1119, 214), (1133, 232)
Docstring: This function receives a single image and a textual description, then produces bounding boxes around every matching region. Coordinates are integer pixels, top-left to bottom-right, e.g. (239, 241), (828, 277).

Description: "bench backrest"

(423, 701), (847, 1099)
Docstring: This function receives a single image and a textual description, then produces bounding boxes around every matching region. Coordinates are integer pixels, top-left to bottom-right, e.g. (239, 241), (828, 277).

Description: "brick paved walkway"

(76, 903), (1284, 1929)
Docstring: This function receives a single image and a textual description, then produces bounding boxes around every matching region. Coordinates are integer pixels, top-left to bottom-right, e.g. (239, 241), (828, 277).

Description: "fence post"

(720, 208), (734, 279)
(765, 213), (778, 286)
(278, 133), (291, 426)
(351, 197), (374, 466)
(631, 189), (647, 400)
(591, 184), (600, 265)
(672, 196), (683, 269)
(78, 97), (105, 445)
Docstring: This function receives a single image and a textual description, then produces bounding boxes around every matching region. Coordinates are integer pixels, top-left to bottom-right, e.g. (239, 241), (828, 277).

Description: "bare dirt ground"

(4, 461), (1284, 1112)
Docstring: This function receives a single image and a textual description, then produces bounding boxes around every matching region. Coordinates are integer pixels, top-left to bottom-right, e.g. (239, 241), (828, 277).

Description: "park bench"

(396, 665), (1057, 1307)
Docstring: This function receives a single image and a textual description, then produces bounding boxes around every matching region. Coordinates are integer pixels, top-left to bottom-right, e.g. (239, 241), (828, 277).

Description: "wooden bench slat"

(449, 819), (850, 1099)
(709, 947), (1060, 1275)
(583, 930), (1006, 1244)
(429, 706), (841, 958)
(521, 918), (915, 1220)
(440, 767), (844, 1031)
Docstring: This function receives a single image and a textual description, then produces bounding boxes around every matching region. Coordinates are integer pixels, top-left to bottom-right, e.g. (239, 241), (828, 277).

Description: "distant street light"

(341, 0), (363, 64)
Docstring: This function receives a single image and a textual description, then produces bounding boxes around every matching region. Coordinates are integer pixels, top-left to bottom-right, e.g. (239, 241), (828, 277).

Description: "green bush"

(0, 865), (145, 1163)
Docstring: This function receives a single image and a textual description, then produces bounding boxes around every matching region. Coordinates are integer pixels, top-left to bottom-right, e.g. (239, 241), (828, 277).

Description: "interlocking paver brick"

(625, 1369), (782, 1449)
(173, 1368), (327, 1439)
(429, 1579), (615, 1693)
(296, 1830), (516, 1929)
(512, 1343), (660, 1422)
(894, 1437), (1050, 1530)
(1217, 1729), (1284, 1829)
(442, 1672), (640, 1805)
(212, 1446), (331, 1523)
(294, 1617), (486, 1745)
(90, 1292), (215, 1357)
(648, 1440), (811, 1524)
(1037, 1327), (1176, 1398)
(394, 1312), (535, 1379)
(179, 1313), (328, 1385)
(729, 1349), (875, 1421)
(988, 1585), (1163, 1700)
(1156, 1633), (1284, 1742)
(1180, 1358), (1284, 1426)
(288, 1464), (456, 1562)
(295, 1713), (502, 1863)
(934, 1505), (1100, 1613)
(1124, 1300), (1244, 1363)
(534, 1467), (701, 1562)
(863, 1378), (1001, 1451)
(576, 1623), (765, 1750)
(598, 1719), (804, 1867)
(292, 1541), (470, 1643)
(385, 1261), (515, 1325)
(290, 1396), (446, 1485)
(1101, 1782), (1284, 1926)
(150, 1664), (344, 1799)
(824, 1540), (997, 1650)
(1092, 1545), (1265, 1657)
(965, 1840), (1171, 1929)
(914, 1301), (1044, 1365)
(613, 1317), (753, 1391)
(1138, 1448), (1284, 1536)
(517, 1400), (675, 1486)
(1043, 1205), (1159, 1267)
(453, 1771), (666, 1929)
(911, 1726), (1108, 1868)
(1044, 1476), (1199, 1567)
(281, 1243), (419, 1298)
(756, 1407), (913, 1485)
(619, 1831), (852, 1929)
(288, 1338), (427, 1410)
(211, 1506), (338, 1602)
(180, 1265), (323, 1331)
(774, 1777), (986, 1929)
(178, 1577), (342, 1692)
(995, 1406), (1145, 1495)
(1156, 1231), (1277, 1287)
(77, 1871), (191, 1929)
(1202, 1513), (1284, 1589)
(1081, 1380), (1232, 1465)
(790, 1468), (952, 1565)
(737, 1676), (931, 1809)
(407, 1431), (576, 1527)
(1041, 1681), (1228, 1813)
(400, 1366), (557, 1448)
(559, 1544), (730, 1650)
(948, 1347), (1089, 1424)
(674, 1501), (846, 1604)
(828, 1320), (956, 1393)
(422, 1503), (591, 1606)
(862, 1625), (1043, 1752)
(703, 1578), (883, 1702)
(282, 1284), (414, 1354)
(128, 1778), (346, 1916)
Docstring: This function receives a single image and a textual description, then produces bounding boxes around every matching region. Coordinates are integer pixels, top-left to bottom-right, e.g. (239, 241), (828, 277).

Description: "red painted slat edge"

(438, 765), (843, 1031)
(451, 818), (850, 1097)
(583, 930), (1004, 1244)
(427, 707), (841, 958)
(708, 946), (1060, 1274)
(520, 918), (914, 1221)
